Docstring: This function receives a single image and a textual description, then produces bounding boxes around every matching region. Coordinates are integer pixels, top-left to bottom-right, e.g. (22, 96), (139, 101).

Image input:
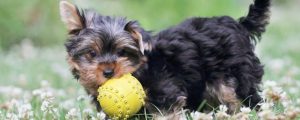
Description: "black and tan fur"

(60, 0), (271, 116)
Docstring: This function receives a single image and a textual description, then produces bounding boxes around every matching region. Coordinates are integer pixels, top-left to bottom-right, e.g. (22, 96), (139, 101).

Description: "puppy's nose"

(103, 69), (114, 79)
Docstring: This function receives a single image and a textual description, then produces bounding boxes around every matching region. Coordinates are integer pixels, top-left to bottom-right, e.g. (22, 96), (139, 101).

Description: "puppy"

(60, 0), (270, 115)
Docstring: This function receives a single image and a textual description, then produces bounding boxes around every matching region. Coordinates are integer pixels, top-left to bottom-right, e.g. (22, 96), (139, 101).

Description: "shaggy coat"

(60, 0), (270, 115)
(135, 0), (270, 113)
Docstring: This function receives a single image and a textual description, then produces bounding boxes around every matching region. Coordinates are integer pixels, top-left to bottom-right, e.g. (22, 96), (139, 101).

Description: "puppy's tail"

(239, 0), (271, 41)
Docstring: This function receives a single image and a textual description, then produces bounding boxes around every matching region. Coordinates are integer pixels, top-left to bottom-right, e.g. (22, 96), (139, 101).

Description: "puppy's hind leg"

(217, 84), (241, 114)
(205, 79), (241, 114)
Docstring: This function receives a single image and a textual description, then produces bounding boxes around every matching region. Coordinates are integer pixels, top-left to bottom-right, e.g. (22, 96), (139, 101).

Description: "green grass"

(0, 0), (300, 119)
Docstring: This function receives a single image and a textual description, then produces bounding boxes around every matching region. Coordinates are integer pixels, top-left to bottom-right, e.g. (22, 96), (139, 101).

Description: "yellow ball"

(97, 73), (146, 119)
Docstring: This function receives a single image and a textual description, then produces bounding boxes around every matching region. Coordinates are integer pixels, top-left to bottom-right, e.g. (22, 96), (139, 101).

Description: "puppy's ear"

(124, 21), (144, 55)
(59, 1), (83, 33)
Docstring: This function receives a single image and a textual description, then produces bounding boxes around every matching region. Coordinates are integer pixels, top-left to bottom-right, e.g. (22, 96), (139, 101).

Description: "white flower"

(190, 111), (213, 120)
(96, 112), (106, 120)
(261, 80), (287, 102)
(231, 107), (252, 120)
(17, 103), (33, 119)
(65, 108), (81, 120)
(240, 107), (251, 114)
(216, 105), (230, 119)
(219, 105), (228, 112)
(40, 92), (58, 118)
(41, 100), (51, 112)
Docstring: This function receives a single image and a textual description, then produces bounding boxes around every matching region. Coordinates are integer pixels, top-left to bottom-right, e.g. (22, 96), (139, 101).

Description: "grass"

(0, 0), (300, 120)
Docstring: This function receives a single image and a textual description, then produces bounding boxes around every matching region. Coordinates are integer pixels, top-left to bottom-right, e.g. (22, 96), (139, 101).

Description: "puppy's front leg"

(145, 80), (188, 114)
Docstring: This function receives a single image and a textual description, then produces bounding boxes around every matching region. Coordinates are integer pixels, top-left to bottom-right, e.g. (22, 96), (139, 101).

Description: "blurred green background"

(1, 0), (299, 80)
(0, 0), (299, 112)
(1, 0), (297, 50)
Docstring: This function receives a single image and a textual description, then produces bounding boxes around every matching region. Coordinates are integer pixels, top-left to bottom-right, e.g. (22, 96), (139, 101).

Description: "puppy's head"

(59, 1), (146, 95)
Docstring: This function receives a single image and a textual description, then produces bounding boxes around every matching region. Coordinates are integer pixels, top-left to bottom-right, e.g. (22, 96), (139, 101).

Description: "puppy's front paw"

(172, 96), (187, 111)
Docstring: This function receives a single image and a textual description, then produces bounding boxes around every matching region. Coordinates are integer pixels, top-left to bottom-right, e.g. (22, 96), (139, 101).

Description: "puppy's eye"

(117, 49), (126, 56)
(89, 51), (97, 57)
(85, 50), (97, 59)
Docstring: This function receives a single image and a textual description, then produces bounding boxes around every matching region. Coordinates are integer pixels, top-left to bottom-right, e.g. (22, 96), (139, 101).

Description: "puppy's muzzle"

(103, 68), (114, 79)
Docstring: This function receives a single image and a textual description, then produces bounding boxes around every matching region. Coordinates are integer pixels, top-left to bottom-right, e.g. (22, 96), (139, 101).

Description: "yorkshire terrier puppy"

(60, 0), (270, 115)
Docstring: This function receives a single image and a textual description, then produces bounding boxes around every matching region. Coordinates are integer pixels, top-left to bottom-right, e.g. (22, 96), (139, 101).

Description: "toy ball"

(97, 73), (146, 119)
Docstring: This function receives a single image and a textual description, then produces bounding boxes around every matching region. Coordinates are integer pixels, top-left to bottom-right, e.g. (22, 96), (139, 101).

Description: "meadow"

(0, 0), (300, 119)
